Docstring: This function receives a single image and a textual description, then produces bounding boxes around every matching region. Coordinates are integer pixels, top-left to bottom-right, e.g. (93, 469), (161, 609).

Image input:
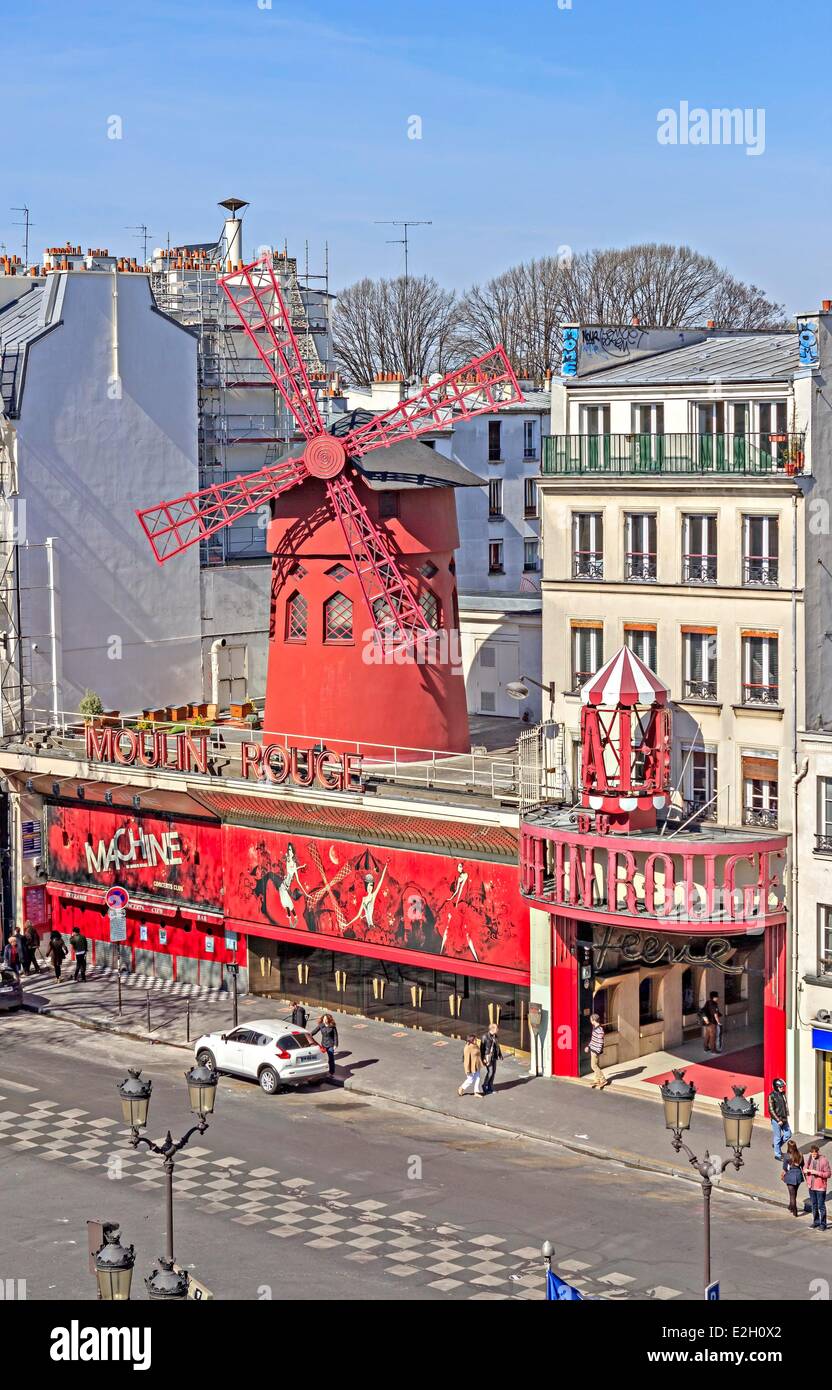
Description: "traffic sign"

(706, 1281), (720, 1301)
(108, 908), (127, 943)
(105, 886), (129, 910)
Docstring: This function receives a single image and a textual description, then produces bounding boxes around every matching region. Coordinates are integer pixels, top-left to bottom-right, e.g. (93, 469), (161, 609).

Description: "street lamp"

(659, 1069), (757, 1299)
(94, 1223), (135, 1301)
(506, 675), (557, 718)
(116, 1062), (219, 1294)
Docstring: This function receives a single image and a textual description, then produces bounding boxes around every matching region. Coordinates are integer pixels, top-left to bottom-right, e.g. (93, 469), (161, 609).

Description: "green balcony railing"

(542, 432), (806, 477)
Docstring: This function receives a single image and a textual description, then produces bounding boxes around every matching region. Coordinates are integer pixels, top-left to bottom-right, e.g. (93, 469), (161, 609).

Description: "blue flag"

(546, 1268), (584, 1301)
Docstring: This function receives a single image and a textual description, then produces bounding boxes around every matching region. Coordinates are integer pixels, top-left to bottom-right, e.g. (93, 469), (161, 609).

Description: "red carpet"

(645, 1044), (764, 1099)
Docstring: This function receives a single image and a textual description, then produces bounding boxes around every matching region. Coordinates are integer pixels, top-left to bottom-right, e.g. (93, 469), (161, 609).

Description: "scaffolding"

(151, 245), (332, 566)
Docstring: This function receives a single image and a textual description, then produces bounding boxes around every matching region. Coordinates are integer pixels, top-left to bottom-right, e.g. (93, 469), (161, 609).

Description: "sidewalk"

(14, 966), (814, 1211)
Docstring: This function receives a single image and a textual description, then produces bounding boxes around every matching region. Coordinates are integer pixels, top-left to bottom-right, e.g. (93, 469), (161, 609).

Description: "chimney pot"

(822, 300), (832, 312)
(706, 319), (716, 329)
(631, 315), (640, 326)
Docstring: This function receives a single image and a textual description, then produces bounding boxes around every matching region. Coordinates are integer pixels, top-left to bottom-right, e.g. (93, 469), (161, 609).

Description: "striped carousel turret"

(579, 647), (672, 833)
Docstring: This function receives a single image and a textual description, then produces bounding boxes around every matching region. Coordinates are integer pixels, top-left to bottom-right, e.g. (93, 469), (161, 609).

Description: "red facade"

(263, 479), (471, 755)
(44, 803), (528, 982)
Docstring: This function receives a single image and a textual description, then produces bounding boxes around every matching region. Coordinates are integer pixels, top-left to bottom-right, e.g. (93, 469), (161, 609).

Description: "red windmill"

(137, 254), (524, 754)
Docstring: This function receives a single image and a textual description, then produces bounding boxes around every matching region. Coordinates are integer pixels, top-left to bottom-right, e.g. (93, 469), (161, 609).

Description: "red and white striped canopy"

(580, 646), (669, 707)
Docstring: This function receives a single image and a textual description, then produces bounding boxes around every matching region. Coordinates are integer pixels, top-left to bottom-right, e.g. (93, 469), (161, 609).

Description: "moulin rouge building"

(0, 254), (789, 1092)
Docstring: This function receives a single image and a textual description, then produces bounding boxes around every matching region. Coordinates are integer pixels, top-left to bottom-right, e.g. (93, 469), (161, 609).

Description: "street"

(0, 1014), (829, 1302)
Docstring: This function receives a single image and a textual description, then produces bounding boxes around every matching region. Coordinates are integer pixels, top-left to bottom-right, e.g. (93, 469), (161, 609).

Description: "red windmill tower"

(136, 254), (523, 754)
(579, 647), (672, 833)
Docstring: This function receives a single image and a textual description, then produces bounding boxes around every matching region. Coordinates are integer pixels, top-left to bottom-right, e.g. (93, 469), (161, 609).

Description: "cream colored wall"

(794, 734), (832, 1132)
(540, 478), (803, 832)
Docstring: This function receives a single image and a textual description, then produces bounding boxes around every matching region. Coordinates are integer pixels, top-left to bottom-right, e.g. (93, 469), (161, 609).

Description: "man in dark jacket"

(479, 1023), (502, 1096)
(291, 1001), (308, 1028)
(701, 992), (722, 1052)
(311, 1014), (339, 1079)
(21, 921), (41, 974)
(69, 928), (88, 982)
(768, 1077), (791, 1159)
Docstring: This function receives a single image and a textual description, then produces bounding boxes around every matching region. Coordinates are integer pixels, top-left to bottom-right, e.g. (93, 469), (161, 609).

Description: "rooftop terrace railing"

(542, 432), (806, 477)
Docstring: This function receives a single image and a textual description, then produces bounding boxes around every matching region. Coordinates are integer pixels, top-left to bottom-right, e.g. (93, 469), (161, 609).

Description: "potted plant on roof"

(79, 689), (104, 726)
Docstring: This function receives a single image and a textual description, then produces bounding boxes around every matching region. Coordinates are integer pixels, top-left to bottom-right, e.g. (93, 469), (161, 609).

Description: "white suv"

(194, 1019), (330, 1094)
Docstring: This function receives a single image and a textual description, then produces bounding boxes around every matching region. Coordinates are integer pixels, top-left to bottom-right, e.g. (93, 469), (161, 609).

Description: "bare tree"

(454, 244), (786, 375)
(333, 275), (459, 383)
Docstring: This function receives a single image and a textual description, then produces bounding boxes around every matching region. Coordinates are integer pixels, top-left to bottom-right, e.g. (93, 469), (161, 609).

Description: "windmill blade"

(219, 256), (324, 441)
(137, 456), (308, 563)
(326, 475), (433, 646)
(343, 347), (523, 457)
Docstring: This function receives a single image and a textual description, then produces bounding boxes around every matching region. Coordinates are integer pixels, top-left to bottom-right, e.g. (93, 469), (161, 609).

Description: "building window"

(379, 492), (399, 520)
(819, 906), (832, 977)
(488, 541), (504, 574)
(524, 477), (538, 517)
(816, 778), (832, 853)
(324, 591), (353, 642)
(742, 755), (778, 828)
(372, 595), (397, 634)
(580, 404), (611, 435)
(572, 512), (604, 580)
(523, 420), (537, 459)
(624, 513), (657, 581)
(488, 420), (502, 462)
(743, 515), (779, 586)
(632, 402), (664, 434)
(683, 748), (718, 820)
(285, 591), (307, 643)
(682, 629), (717, 700)
(682, 514), (717, 584)
(572, 623), (603, 692)
(742, 633), (779, 705)
(488, 477), (503, 517)
(418, 588), (440, 629)
(524, 539), (540, 572)
(625, 626), (657, 670)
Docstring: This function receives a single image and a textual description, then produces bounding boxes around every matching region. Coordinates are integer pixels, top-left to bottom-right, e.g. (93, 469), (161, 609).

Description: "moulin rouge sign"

(84, 725), (363, 793)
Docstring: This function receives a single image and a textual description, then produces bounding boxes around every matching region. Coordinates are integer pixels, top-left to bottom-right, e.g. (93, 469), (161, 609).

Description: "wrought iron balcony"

(815, 833), (832, 854)
(682, 556), (718, 584)
(682, 679), (718, 701)
(683, 798), (718, 823)
(542, 432), (806, 477)
(573, 552), (604, 579)
(743, 806), (779, 828)
(742, 684), (780, 706)
(743, 558), (780, 586)
(625, 554), (657, 582)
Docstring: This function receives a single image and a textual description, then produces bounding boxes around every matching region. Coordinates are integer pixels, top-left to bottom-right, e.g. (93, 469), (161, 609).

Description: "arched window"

(419, 588), (440, 630)
(324, 591), (353, 643)
(285, 591), (307, 643)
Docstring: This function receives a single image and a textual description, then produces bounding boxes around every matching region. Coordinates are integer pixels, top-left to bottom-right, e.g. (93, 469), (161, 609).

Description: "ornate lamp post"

(117, 1064), (218, 1299)
(660, 1068), (757, 1298)
(93, 1223), (136, 1301)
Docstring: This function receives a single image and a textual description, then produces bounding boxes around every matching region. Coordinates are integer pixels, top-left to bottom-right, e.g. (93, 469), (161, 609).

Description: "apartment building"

(543, 326), (809, 832)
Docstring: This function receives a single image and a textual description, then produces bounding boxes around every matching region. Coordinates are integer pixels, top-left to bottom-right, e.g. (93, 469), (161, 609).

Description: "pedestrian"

(805, 1143), (831, 1230)
(69, 927), (88, 982)
(781, 1139), (805, 1217)
(290, 1000), (308, 1028)
(458, 1034), (483, 1097)
(22, 920), (41, 974)
(769, 1077), (792, 1159)
(45, 930), (67, 982)
(2, 931), (21, 977)
(479, 1022), (502, 1096)
(310, 1012), (339, 1079)
(700, 991), (722, 1053)
(585, 1012), (609, 1089)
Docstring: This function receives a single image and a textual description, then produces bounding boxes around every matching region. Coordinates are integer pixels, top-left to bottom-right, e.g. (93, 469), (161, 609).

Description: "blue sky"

(1, 0), (829, 311)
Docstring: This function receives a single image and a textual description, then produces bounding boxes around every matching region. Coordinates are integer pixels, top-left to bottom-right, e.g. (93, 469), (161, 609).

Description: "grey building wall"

(803, 311), (832, 731)
(13, 272), (202, 716)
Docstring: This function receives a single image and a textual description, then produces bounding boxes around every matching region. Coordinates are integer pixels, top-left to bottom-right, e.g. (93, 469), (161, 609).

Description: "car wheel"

(259, 1065), (280, 1094)
(196, 1049), (217, 1072)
